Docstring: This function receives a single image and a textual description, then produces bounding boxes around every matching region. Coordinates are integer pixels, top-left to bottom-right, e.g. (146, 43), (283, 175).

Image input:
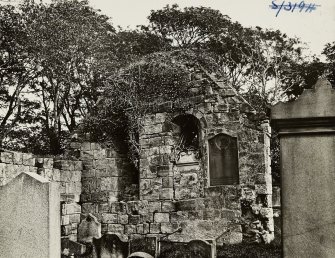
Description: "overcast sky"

(87, 0), (335, 57)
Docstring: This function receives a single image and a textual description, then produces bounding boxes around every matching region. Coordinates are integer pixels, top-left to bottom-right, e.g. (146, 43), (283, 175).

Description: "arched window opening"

(172, 114), (200, 152)
(208, 134), (239, 186)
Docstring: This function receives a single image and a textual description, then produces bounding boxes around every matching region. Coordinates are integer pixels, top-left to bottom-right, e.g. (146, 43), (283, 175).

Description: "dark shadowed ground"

(217, 242), (281, 258)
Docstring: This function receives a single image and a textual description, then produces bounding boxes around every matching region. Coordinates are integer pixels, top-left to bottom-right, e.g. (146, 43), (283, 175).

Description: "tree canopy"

(0, 1), (333, 159)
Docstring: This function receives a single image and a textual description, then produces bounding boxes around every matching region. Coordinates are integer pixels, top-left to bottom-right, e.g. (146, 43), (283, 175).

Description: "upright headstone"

(92, 233), (128, 258)
(0, 172), (60, 258)
(271, 79), (335, 257)
(78, 213), (101, 243)
(129, 236), (157, 257)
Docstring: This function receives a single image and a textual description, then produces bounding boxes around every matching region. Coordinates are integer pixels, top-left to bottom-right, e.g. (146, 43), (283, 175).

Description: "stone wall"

(0, 78), (275, 247)
(76, 80), (274, 245)
(73, 142), (138, 204)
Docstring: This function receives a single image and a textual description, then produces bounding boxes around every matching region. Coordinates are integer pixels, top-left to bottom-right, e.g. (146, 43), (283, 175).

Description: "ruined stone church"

(0, 68), (275, 255)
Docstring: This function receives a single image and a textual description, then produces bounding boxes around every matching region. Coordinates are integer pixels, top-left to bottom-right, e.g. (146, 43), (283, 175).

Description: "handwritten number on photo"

(271, 0), (320, 16)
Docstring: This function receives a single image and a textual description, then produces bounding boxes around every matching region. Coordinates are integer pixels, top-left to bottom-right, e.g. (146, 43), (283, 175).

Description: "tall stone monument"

(271, 79), (335, 257)
(0, 172), (60, 258)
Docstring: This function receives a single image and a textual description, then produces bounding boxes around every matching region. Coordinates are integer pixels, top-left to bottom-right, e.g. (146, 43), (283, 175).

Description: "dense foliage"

(83, 50), (218, 165)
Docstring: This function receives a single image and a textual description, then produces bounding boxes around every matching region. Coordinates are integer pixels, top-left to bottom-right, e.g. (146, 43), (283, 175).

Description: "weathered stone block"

(150, 223), (161, 233)
(106, 165), (119, 177)
(81, 203), (97, 214)
(100, 177), (118, 191)
(107, 224), (124, 235)
(62, 194), (80, 203)
(174, 186), (200, 200)
(118, 214), (129, 225)
(170, 211), (188, 222)
(0, 151), (13, 164)
(127, 201), (140, 214)
(43, 158), (54, 169)
(110, 202), (128, 214)
(69, 234), (78, 242)
(58, 182), (66, 194)
(141, 213), (153, 223)
(81, 178), (97, 193)
(266, 218), (275, 232)
(154, 213), (170, 223)
(59, 170), (71, 182)
(161, 223), (179, 234)
(61, 215), (70, 225)
(98, 203), (109, 213)
(162, 177), (173, 188)
(125, 225), (137, 234)
(241, 187), (256, 201)
(62, 203), (81, 215)
(94, 159), (107, 171)
(71, 170), (82, 182)
(129, 215), (141, 225)
(82, 159), (94, 168)
(188, 210), (204, 220)
(155, 113), (166, 123)
(27, 165), (36, 173)
(12, 152), (22, 165)
(159, 188), (174, 200)
(157, 164), (173, 176)
(176, 199), (205, 211)
(142, 114), (156, 125)
(81, 142), (91, 151)
(161, 201), (176, 212)
(53, 160), (68, 170)
(82, 169), (96, 178)
(91, 191), (109, 202)
(136, 224), (144, 234)
(81, 151), (94, 160)
(221, 209), (237, 220)
(260, 208), (273, 218)
(65, 182), (77, 194)
(101, 223), (108, 233)
(74, 181), (82, 194)
(89, 142), (98, 151)
(74, 161), (83, 171)
(255, 184), (272, 195)
(203, 210), (216, 220)
(52, 169), (60, 181)
(143, 223), (150, 234)
(143, 124), (163, 134)
(69, 214), (81, 224)
(179, 172), (199, 186)
(61, 225), (72, 236)
(102, 213), (118, 224)
(147, 201), (161, 213)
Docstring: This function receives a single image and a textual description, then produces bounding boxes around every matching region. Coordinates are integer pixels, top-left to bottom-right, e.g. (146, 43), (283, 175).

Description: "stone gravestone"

(92, 233), (128, 258)
(129, 237), (157, 257)
(0, 172), (60, 258)
(159, 239), (212, 258)
(78, 213), (101, 244)
(271, 78), (335, 257)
